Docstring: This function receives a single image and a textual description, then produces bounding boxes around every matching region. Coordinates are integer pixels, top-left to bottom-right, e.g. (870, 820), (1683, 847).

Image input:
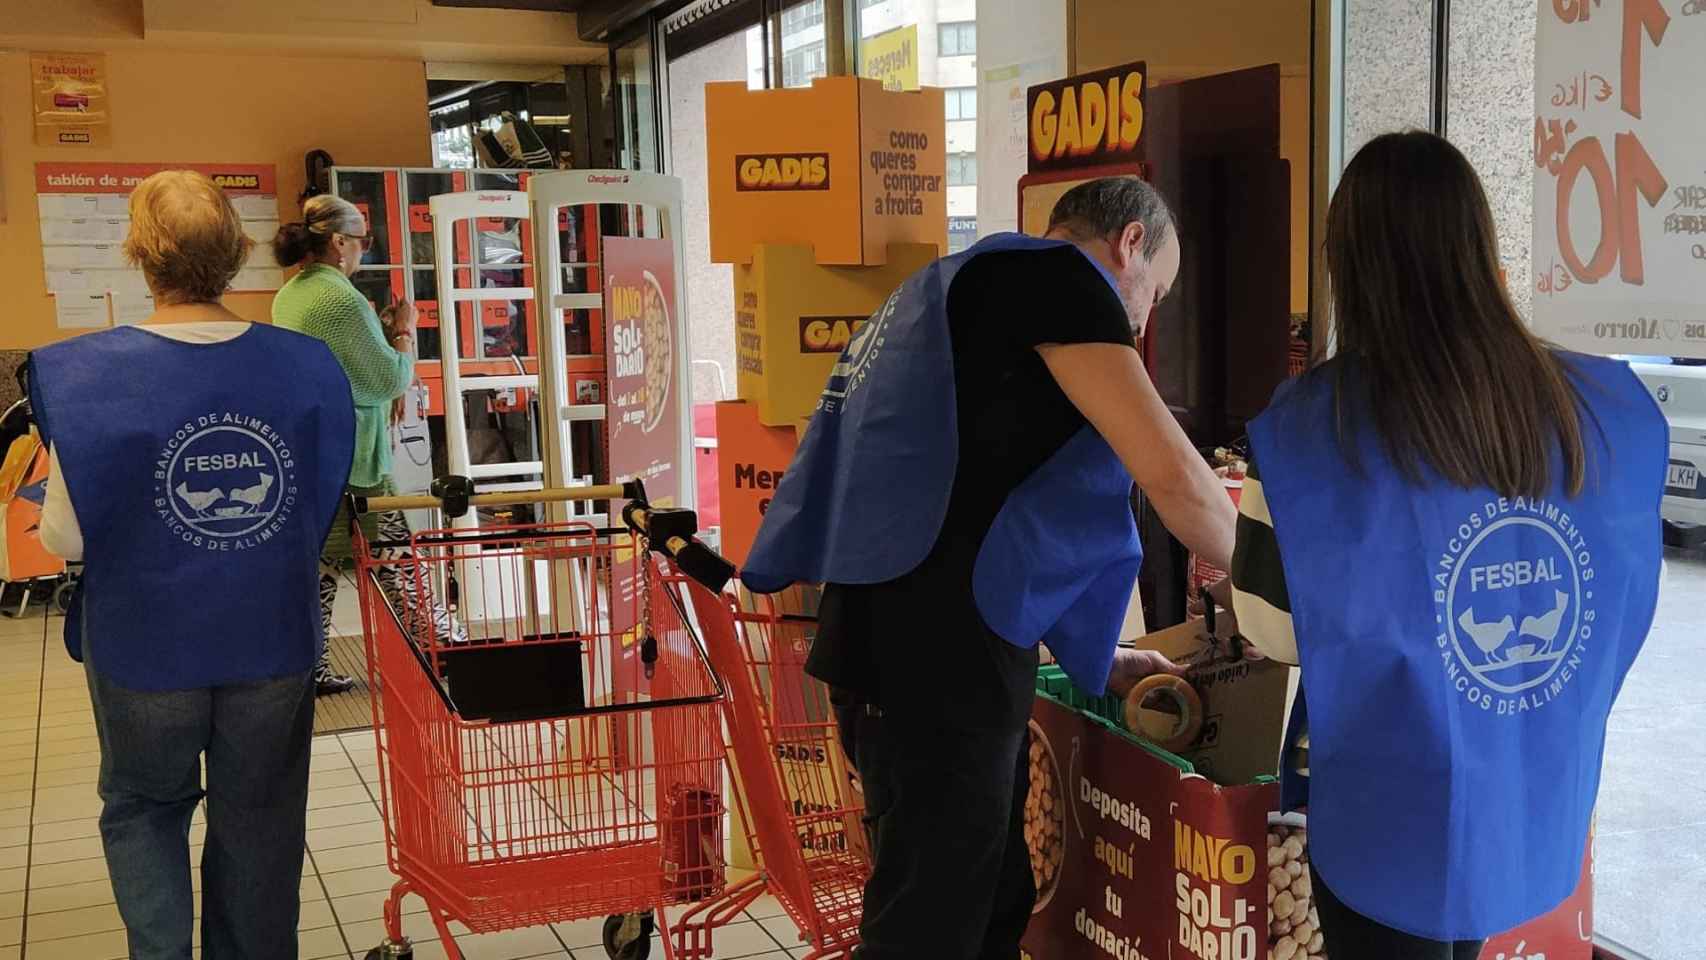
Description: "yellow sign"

(31, 52), (111, 148)
(735, 242), (938, 426)
(860, 25), (919, 92)
(1026, 59), (1147, 173)
(706, 76), (946, 266)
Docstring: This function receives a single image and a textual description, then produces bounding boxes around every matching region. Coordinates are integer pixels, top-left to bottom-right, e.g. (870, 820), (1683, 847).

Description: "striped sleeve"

(1230, 456), (1300, 665)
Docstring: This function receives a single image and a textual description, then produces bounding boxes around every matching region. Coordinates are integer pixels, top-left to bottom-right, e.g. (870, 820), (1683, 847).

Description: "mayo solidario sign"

(1027, 60), (1147, 173)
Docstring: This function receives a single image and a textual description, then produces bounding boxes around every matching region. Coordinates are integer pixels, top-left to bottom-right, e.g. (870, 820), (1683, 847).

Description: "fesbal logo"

(154, 412), (300, 552)
(1433, 496), (1595, 716)
(735, 153), (830, 192)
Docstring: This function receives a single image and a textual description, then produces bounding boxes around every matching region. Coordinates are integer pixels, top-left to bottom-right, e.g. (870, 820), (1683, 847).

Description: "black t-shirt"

(805, 244), (1135, 708)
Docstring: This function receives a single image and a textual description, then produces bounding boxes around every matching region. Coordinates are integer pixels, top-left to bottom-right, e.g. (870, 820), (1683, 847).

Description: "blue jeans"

(86, 656), (315, 960)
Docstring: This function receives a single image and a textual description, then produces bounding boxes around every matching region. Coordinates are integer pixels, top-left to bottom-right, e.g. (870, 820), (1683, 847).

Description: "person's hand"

(1206, 575), (1234, 612)
(390, 395), (408, 429)
(381, 299), (417, 339)
(1106, 647), (1186, 698)
(392, 299), (418, 334)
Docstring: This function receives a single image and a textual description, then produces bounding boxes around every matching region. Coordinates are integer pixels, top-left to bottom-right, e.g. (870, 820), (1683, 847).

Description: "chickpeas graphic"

(1268, 823), (1325, 960)
(639, 272), (673, 434)
(1024, 721), (1065, 911)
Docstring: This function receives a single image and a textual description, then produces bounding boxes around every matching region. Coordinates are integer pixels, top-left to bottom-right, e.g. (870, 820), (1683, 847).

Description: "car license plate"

(1668, 462), (1700, 494)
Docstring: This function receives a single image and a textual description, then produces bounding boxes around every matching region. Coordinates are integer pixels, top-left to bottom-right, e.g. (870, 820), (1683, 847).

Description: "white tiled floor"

(0, 602), (808, 960)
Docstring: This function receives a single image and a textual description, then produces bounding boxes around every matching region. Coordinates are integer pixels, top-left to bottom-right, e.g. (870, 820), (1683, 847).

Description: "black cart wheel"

(363, 941), (413, 960)
(602, 913), (654, 960)
(52, 581), (74, 615)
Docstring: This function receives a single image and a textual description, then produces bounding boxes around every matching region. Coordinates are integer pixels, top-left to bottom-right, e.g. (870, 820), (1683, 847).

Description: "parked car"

(1629, 360), (1706, 548)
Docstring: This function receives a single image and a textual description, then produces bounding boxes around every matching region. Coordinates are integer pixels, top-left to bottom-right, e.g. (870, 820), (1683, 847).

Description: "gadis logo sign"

(1435, 499), (1593, 713)
(155, 413), (299, 548)
(818, 287), (900, 415)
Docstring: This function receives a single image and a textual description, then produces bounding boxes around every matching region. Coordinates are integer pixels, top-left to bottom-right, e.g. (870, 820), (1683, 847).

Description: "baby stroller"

(0, 382), (76, 618)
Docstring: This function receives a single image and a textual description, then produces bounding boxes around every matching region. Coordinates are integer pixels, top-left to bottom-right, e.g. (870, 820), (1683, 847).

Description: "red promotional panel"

(36, 161), (276, 196)
(1022, 693), (1596, 960)
(604, 235), (682, 656)
(1021, 696), (1276, 960)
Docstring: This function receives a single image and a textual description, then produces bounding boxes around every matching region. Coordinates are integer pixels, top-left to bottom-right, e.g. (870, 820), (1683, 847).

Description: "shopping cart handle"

(622, 502), (737, 594)
(353, 475), (646, 517)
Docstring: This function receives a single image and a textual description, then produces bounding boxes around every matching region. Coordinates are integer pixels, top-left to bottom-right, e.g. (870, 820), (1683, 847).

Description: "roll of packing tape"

(1124, 673), (1204, 753)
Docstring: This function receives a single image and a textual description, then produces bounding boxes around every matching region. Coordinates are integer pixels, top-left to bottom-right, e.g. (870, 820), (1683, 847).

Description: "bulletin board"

(33, 162), (282, 329)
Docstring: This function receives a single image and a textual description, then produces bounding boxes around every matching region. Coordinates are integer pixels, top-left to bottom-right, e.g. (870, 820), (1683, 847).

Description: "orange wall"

(0, 46), (431, 349)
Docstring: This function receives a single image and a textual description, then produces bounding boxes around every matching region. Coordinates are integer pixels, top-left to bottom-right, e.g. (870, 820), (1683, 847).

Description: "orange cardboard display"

(735, 243), (938, 427)
(706, 77), (948, 266)
(713, 401), (799, 569)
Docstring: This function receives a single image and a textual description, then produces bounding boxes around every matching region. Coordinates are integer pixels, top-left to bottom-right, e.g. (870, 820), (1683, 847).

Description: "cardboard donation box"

(706, 77), (947, 266)
(1130, 618), (1291, 787)
(714, 401), (799, 568)
(1027, 610), (1596, 960)
(1021, 685), (1279, 960)
(735, 243), (939, 427)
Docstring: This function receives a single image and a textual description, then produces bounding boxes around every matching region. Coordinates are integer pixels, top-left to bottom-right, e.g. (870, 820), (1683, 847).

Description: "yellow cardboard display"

(734, 242), (939, 427)
(706, 76), (947, 266)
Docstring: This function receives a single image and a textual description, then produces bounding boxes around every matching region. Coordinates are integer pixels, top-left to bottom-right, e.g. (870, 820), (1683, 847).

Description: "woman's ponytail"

(272, 221), (319, 267)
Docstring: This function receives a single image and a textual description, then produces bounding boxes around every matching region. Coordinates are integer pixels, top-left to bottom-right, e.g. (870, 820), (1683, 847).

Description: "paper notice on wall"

(43, 245), (125, 270)
(31, 52), (110, 148)
(978, 56), (1066, 237)
(54, 293), (109, 329)
(45, 270), (95, 293)
(110, 291), (155, 326)
(231, 195), (279, 221)
(40, 219), (125, 246)
(35, 162), (281, 296)
(242, 220), (280, 244)
(1532, 0), (1706, 358)
(37, 194), (100, 220)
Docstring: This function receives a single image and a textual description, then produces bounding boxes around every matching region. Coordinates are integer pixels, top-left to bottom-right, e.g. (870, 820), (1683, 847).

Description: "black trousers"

(821, 567), (1042, 960)
(834, 695), (1036, 960)
(1312, 866), (1486, 960)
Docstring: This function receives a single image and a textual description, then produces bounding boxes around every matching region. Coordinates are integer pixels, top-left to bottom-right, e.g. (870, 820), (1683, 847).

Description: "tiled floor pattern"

(0, 603), (811, 960)
(19, 550), (1704, 959)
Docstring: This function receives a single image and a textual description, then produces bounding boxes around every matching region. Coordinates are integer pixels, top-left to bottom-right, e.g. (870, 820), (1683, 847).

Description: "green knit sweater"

(272, 264), (413, 488)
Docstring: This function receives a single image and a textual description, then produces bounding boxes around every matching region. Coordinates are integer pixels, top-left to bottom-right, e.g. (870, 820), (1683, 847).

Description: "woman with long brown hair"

(1230, 131), (1666, 957)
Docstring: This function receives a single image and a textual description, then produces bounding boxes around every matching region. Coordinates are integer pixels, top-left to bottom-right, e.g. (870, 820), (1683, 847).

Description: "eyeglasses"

(340, 232), (373, 252)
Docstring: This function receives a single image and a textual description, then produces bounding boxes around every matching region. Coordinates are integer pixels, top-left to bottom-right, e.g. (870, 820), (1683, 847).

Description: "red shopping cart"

(668, 582), (870, 960)
(352, 484), (732, 960)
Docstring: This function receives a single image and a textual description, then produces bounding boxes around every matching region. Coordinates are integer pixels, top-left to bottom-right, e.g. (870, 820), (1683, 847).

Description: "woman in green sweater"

(272, 195), (462, 695)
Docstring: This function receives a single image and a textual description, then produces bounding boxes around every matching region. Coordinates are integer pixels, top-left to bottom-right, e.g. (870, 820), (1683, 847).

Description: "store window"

(858, 0), (981, 247)
(782, 40), (826, 87)
(781, 1), (824, 30)
(939, 21), (976, 58)
(430, 102), (476, 168)
(614, 30), (661, 172)
(944, 86), (976, 120)
(424, 78), (574, 171)
(947, 152), (976, 187)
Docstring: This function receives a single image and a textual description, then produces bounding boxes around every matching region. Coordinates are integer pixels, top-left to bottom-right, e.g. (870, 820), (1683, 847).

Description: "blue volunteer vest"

(29, 326), (355, 691)
(742, 233), (1142, 693)
(1248, 352), (1665, 940)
